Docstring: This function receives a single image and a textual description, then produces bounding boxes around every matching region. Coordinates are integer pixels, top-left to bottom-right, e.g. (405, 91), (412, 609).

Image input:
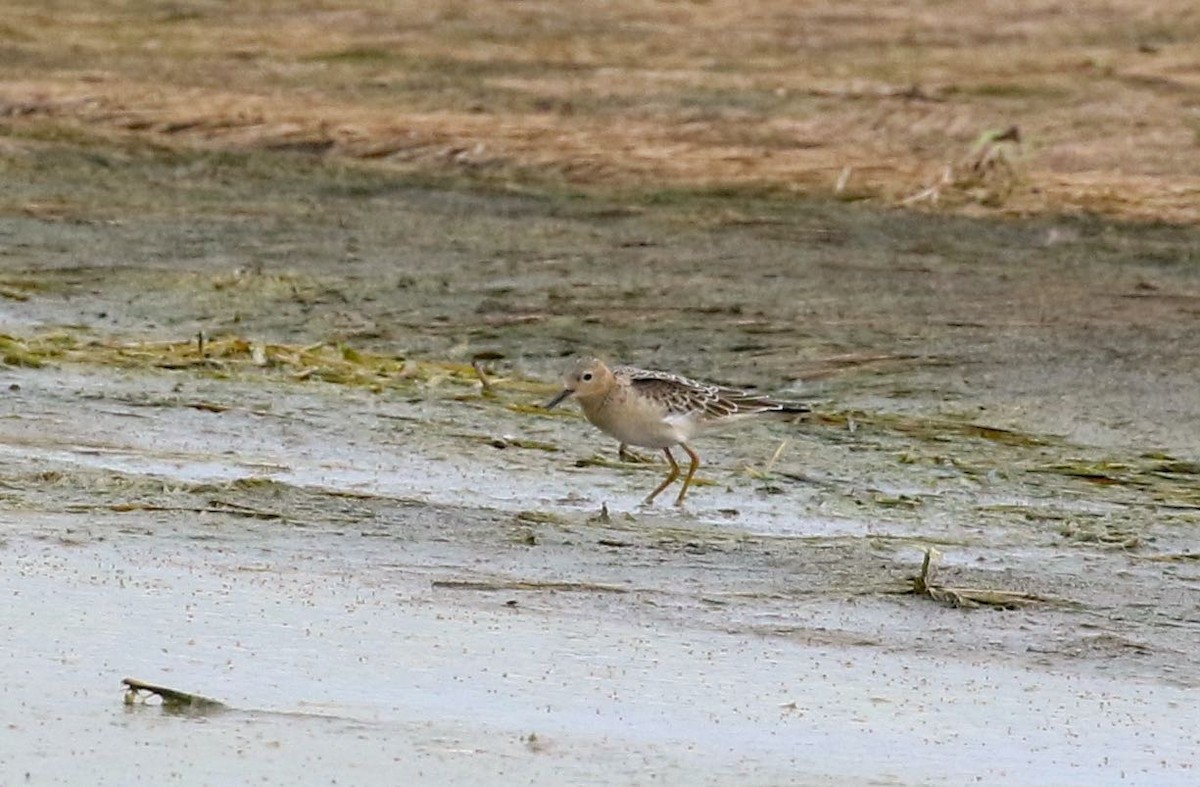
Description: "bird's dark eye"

(581, 372), (593, 382)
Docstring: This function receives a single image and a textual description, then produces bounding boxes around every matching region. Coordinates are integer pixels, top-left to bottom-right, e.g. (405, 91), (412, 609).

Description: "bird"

(544, 358), (810, 506)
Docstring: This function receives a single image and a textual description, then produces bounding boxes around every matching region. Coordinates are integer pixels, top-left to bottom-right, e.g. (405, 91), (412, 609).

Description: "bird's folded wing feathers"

(624, 372), (746, 419)
(620, 366), (810, 418)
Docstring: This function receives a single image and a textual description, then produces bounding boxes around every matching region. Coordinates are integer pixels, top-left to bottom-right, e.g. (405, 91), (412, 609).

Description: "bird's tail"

(730, 393), (812, 416)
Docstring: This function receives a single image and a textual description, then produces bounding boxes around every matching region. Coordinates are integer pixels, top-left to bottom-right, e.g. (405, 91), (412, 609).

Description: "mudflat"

(2, 2), (1199, 785)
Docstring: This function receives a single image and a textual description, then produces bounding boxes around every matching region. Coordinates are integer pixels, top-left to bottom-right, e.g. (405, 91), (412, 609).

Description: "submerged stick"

(122, 678), (226, 712)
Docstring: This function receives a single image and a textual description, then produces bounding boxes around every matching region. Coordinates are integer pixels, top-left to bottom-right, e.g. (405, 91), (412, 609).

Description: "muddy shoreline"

(3, 149), (1200, 781)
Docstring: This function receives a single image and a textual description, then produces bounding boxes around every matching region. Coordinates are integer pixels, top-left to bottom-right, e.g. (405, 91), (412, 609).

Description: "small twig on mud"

(901, 166), (952, 206)
(618, 444), (656, 464)
(591, 502), (612, 525)
(576, 454), (654, 471)
(432, 579), (630, 594)
(485, 435), (560, 451)
(762, 439), (790, 475)
(185, 400), (233, 413)
(1136, 552), (1200, 562)
(472, 351), (504, 397)
(906, 547), (1050, 609)
(64, 501), (284, 519)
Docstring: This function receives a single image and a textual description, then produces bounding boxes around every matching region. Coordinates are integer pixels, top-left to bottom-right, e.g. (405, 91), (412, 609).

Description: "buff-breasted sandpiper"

(545, 358), (810, 506)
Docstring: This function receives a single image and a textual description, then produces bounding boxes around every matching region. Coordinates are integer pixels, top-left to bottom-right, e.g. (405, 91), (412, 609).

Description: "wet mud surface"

(2, 147), (1200, 784)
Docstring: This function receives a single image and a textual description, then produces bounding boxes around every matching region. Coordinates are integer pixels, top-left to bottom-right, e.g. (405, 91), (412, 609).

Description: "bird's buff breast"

(578, 390), (689, 449)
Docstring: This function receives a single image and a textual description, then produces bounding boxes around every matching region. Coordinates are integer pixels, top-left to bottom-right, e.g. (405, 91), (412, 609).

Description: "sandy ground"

(2, 1), (1200, 785)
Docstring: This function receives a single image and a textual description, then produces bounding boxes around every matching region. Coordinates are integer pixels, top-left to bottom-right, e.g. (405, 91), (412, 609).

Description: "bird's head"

(544, 357), (613, 409)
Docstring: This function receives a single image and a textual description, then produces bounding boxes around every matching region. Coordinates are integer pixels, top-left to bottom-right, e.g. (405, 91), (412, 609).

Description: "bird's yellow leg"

(674, 444), (701, 506)
(643, 448), (681, 505)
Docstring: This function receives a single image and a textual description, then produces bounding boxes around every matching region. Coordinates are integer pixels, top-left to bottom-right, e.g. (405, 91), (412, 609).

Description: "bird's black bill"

(544, 389), (573, 410)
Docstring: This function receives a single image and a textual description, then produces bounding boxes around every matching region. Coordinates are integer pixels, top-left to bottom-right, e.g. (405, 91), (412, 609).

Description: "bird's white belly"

(585, 402), (696, 449)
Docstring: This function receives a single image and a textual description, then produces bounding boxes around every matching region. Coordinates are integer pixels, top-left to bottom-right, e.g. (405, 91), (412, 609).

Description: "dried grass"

(2, 0), (1199, 221)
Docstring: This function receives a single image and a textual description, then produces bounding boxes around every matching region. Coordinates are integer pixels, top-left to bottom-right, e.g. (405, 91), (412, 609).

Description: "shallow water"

(5, 523), (1199, 786)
